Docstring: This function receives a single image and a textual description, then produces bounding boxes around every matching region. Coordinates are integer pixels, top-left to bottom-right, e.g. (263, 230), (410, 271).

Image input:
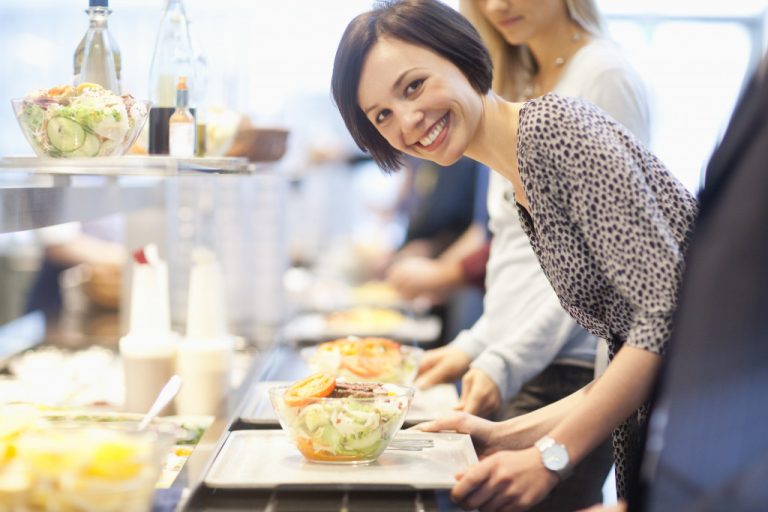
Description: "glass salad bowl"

(269, 373), (414, 464)
(12, 83), (149, 158)
(0, 420), (173, 512)
(300, 337), (423, 386)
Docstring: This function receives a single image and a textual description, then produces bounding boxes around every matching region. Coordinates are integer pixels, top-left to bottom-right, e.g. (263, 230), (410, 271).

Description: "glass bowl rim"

(268, 382), (415, 403)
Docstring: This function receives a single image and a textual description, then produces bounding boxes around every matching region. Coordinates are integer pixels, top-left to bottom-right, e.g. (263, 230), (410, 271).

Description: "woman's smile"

(498, 15), (524, 28)
(358, 37), (484, 167)
(417, 113), (450, 151)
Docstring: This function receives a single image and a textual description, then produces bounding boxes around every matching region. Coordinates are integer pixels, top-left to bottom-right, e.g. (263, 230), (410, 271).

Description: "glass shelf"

(0, 155), (251, 233)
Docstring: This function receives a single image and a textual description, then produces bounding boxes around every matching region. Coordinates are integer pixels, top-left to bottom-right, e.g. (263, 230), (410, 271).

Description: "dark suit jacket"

(640, 57), (768, 511)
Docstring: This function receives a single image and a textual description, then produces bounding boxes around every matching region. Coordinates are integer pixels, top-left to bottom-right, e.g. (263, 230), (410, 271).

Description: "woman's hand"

(457, 368), (502, 417)
(386, 256), (462, 300)
(451, 447), (559, 511)
(414, 346), (471, 389)
(414, 412), (500, 458)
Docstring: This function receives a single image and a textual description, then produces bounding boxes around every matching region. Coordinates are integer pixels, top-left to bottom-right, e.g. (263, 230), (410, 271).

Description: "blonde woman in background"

(389, 0), (650, 509)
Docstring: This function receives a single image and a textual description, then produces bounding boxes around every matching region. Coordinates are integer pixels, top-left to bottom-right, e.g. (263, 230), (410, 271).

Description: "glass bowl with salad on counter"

(269, 373), (414, 464)
(0, 405), (174, 512)
(300, 337), (423, 386)
(12, 83), (149, 158)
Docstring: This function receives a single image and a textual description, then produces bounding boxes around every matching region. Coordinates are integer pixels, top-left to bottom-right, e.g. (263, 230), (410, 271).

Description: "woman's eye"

(375, 109), (391, 124)
(405, 79), (424, 96)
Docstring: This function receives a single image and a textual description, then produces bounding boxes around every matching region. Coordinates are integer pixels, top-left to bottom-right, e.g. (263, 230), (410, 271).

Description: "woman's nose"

(485, 0), (510, 13)
(401, 105), (425, 130)
(399, 106), (425, 143)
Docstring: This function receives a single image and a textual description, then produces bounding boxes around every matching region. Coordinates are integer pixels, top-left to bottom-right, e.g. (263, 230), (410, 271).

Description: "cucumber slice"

(47, 117), (86, 152)
(343, 428), (381, 451)
(67, 133), (101, 157)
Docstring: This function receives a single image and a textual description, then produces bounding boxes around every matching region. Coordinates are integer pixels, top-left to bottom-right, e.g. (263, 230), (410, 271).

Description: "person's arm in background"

(460, 295), (593, 417)
(388, 161), (490, 300)
(46, 233), (125, 267)
(414, 313), (488, 389)
(387, 222), (486, 300)
(458, 240), (490, 289)
(413, 231), (590, 410)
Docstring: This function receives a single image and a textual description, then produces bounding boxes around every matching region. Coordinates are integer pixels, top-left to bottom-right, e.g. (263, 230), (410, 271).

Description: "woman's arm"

(443, 345), (661, 510)
(417, 374), (594, 453)
(548, 345), (661, 462)
(474, 344), (659, 454)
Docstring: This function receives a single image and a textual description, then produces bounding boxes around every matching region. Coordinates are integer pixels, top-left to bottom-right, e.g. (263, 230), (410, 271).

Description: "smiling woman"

(331, 0), (491, 172)
(331, 1), (697, 510)
(358, 38), (487, 167)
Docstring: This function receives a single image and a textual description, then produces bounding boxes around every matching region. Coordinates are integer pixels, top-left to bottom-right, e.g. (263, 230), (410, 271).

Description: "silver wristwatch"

(534, 435), (571, 479)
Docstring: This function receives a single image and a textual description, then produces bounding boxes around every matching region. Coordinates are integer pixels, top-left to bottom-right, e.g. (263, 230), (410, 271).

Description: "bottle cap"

(175, 76), (190, 107)
(89, 0), (108, 6)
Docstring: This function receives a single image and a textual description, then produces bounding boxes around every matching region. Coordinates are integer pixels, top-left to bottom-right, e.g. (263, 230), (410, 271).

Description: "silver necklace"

(523, 32), (583, 100)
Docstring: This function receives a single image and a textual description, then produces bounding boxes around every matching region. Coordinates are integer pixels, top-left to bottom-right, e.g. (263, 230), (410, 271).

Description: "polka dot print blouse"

(515, 93), (698, 497)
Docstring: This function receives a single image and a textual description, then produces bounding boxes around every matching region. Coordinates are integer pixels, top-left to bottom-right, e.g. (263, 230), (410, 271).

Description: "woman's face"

(476, 0), (568, 45)
(357, 37), (483, 167)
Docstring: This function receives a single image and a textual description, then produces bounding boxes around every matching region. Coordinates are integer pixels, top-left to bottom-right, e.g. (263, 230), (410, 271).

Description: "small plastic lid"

(89, 0), (108, 6)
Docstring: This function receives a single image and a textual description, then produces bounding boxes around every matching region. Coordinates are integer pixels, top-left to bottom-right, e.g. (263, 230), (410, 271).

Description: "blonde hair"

(460, 0), (605, 100)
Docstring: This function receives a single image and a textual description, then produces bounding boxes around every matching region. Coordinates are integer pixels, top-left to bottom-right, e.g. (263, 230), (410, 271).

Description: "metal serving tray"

(281, 312), (441, 346)
(204, 430), (476, 490)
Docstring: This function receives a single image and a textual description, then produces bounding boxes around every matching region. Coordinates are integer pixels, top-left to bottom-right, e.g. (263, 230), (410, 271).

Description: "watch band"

(535, 435), (572, 480)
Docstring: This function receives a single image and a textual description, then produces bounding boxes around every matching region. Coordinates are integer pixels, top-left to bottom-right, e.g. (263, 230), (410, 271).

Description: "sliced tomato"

(341, 354), (379, 377)
(339, 337), (403, 378)
(361, 338), (402, 367)
(360, 337), (401, 357)
(284, 372), (336, 407)
(295, 437), (360, 462)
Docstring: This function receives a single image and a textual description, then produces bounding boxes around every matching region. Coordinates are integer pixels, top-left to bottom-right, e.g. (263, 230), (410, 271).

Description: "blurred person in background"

(383, 154), (488, 343)
(25, 220), (125, 322)
(391, 0), (650, 508)
(331, 0), (696, 509)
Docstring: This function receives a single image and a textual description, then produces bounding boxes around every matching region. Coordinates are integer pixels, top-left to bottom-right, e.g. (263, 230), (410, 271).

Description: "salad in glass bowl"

(12, 83), (149, 158)
(301, 337), (423, 386)
(0, 405), (174, 512)
(269, 373), (414, 464)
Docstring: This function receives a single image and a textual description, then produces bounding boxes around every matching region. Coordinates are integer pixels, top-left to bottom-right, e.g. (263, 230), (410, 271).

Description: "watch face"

(542, 444), (569, 471)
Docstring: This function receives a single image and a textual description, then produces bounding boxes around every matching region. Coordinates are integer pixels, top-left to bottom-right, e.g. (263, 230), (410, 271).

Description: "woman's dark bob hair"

(331, 0), (493, 172)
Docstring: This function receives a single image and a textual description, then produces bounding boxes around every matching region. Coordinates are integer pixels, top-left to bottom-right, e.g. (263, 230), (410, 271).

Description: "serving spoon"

(138, 374), (183, 431)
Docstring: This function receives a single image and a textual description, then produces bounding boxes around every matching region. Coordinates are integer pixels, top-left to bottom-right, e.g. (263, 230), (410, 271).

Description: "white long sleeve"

(449, 38), (650, 401)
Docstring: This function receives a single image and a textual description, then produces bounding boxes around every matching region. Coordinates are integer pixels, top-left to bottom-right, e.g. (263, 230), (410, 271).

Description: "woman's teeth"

(420, 115), (448, 146)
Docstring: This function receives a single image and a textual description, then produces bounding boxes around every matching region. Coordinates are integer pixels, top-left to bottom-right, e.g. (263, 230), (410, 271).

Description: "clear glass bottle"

(188, 20), (208, 156)
(148, 0), (196, 154)
(73, 0), (121, 93)
(169, 76), (196, 157)
(148, 0), (196, 108)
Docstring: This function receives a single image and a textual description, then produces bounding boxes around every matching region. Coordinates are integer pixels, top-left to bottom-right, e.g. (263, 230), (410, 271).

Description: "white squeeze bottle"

(175, 247), (234, 416)
(168, 75), (196, 157)
(119, 244), (179, 415)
